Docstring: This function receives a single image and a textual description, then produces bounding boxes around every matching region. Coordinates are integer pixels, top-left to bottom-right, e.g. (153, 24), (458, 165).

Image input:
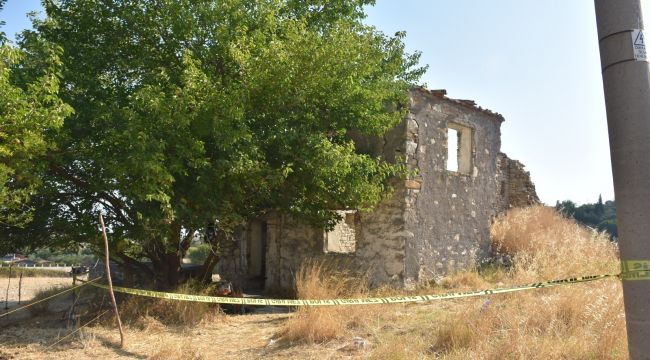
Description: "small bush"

(186, 244), (212, 265)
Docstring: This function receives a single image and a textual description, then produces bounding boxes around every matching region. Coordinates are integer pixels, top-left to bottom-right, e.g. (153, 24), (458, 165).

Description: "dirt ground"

(0, 276), (74, 317)
(2, 311), (390, 360)
(0, 277), (376, 360)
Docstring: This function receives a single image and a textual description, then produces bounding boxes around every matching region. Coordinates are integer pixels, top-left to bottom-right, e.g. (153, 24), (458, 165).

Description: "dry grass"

(281, 259), (384, 344)
(149, 343), (204, 360)
(371, 205), (626, 359)
(27, 285), (71, 316)
(282, 205), (626, 358)
(491, 205), (619, 280)
(116, 280), (224, 328)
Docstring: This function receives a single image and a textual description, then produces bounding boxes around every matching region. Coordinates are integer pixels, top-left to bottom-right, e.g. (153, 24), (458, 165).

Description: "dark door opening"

(247, 220), (267, 282)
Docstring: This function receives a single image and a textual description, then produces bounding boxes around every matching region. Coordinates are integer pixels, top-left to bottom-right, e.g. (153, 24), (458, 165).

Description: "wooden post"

(4, 265), (12, 310)
(100, 214), (125, 348)
(68, 269), (77, 329)
(17, 271), (23, 305)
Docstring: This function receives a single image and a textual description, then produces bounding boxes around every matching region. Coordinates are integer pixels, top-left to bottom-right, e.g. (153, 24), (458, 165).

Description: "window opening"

(324, 211), (357, 254)
(447, 123), (472, 174)
(447, 128), (459, 172)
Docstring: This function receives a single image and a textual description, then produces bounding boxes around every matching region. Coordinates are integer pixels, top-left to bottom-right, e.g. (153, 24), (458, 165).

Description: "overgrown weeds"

(281, 259), (384, 344)
(116, 280), (223, 328)
(491, 205), (619, 280)
(370, 205), (626, 359)
(316, 206), (627, 359)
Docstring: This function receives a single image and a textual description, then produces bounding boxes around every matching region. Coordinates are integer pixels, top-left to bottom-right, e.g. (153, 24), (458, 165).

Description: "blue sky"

(3, 0), (648, 205)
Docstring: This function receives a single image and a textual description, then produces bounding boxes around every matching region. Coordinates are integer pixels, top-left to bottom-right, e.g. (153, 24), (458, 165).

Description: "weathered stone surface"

(496, 153), (540, 211)
(402, 88), (503, 284)
(404, 179), (422, 190)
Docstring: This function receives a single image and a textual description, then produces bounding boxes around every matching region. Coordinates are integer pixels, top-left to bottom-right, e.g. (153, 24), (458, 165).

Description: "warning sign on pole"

(632, 29), (647, 61)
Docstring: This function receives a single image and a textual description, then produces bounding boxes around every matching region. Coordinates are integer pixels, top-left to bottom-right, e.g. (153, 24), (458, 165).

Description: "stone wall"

(497, 153), (540, 211)
(259, 189), (408, 289)
(402, 88), (504, 285)
(324, 210), (358, 253)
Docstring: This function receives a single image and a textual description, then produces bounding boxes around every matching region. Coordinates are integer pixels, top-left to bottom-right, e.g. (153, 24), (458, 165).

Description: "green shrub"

(186, 244), (211, 265)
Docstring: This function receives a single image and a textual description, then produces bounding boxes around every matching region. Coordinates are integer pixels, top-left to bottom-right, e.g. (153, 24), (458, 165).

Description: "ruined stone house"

(217, 87), (538, 290)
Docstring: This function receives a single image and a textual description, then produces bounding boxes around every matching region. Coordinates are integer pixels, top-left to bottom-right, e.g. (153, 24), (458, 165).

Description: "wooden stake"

(4, 265), (12, 310)
(100, 214), (125, 348)
(68, 269), (77, 329)
(18, 271), (23, 305)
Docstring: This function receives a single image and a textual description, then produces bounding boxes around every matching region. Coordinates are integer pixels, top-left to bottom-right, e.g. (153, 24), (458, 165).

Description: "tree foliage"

(556, 197), (617, 239)
(1, 0), (425, 287)
(0, 2), (72, 227)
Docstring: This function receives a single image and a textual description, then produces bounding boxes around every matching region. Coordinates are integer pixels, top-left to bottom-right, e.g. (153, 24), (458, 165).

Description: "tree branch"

(50, 165), (133, 225)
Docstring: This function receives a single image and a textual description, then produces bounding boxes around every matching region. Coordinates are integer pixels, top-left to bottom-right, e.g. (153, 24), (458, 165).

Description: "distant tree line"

(555, 195), (617, 239)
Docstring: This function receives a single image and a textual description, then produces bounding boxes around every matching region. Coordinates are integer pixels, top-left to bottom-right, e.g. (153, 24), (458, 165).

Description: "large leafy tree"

(0, 0), (72, 228)
(1, 0), (425, 288)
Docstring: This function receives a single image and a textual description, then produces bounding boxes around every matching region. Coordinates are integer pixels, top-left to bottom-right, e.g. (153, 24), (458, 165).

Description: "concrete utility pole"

(594, 1), (650, 358)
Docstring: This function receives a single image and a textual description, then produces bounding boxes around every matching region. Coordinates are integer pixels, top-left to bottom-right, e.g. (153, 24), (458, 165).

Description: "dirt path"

(0, 277), (367, 359)
(0, 276), (403, 359)
(0, 312), (369, 360)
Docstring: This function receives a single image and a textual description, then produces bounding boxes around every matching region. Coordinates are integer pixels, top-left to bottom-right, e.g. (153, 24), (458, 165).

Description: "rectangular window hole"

(447, 123), (472, 174)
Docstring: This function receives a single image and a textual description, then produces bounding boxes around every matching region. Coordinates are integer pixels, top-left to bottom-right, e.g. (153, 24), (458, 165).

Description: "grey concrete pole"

(594, 1), (650, 358)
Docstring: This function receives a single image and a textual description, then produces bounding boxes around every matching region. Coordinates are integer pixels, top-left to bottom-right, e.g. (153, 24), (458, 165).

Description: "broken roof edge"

(410, 87), (505, 123)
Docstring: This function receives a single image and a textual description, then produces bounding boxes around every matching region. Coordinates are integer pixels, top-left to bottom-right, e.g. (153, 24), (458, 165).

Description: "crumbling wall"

(353, 187), (408, 287)
(497, 153), (540, 211)
(264, 214), (324, 289)
(403, 88), (504, 285)
(260, 190), (408, 290)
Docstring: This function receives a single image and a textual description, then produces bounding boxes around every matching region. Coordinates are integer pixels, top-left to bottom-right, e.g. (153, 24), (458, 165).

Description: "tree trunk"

(147, 244), (183, 290)
(199, 229), (232, 282)
(200, 251), (220, 283)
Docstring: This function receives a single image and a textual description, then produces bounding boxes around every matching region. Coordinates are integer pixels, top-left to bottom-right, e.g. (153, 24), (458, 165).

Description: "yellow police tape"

(84, 271), (646, 307)
(620, 260), (650, 281)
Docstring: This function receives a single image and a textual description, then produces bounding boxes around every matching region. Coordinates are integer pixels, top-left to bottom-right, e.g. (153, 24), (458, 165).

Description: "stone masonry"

(497, 153), (540, 210)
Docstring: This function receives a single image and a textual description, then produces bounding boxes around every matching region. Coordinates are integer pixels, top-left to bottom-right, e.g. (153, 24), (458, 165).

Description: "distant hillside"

(555, 196), (617, 239)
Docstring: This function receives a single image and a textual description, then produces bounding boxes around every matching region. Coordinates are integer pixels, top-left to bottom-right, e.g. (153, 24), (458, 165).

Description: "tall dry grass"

(422, 206), (625, 359)
(281, 259), (383, 344)
(116, 280), (223, 328)
(491, 205), (619, 280)
(367, 205), (626, 359)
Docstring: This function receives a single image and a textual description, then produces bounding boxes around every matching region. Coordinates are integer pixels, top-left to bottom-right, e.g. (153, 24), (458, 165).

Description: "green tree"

(1, 0), (425, 288)
(595, 194), (604, 215)
(0, 1), (72, 227)
(555, 200), (577, 218)
(187, 244), (212, 265)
